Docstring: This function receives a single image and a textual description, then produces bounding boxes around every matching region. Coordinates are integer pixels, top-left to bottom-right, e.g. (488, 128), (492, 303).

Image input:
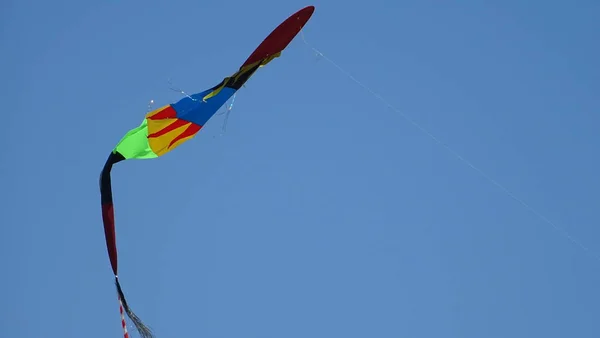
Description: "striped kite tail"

(118, 290), (130, 338)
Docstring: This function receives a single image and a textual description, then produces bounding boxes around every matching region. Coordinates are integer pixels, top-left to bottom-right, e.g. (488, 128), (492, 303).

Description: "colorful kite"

(99, 6), (315, 338)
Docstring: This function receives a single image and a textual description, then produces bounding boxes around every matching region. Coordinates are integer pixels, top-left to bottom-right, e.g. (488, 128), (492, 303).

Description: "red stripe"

(101, 203), (118, 275)
(148, 105), (177, 120)
(168, 123), (201, 149)
(148, 119), (189, 138)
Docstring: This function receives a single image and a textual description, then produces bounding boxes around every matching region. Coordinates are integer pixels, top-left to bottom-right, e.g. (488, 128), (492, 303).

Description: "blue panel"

(171, 87), (237, 127)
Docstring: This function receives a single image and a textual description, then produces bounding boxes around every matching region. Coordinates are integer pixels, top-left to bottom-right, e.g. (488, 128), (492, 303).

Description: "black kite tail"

(100, 151), (154, 338)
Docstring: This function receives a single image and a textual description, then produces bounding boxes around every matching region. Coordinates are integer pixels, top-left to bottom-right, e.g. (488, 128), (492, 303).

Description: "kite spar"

(99, 6), (315, 338)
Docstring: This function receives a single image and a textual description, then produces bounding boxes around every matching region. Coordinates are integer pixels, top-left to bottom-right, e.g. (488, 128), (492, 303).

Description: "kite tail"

(116, 277), (154, 338)
(100, 152), (154, 338)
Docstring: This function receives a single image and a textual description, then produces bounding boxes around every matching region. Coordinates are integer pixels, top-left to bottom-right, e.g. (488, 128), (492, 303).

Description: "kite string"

(167, 78), (198, 101)
(147, 99), (154, 113)
(220, 93), (237, 133)
(213, 93), (237, 135)
(298, 30), (600, 262)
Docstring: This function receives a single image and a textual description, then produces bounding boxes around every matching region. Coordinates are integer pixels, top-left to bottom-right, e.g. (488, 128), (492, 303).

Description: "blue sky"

(2, 0), (600, 337)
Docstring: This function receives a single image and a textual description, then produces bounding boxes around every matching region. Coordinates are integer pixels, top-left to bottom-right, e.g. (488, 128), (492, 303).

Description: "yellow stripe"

(147, 118), (192, 156)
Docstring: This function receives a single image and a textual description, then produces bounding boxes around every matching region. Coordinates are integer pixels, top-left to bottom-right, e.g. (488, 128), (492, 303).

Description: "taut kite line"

(99, 6), (315, 338)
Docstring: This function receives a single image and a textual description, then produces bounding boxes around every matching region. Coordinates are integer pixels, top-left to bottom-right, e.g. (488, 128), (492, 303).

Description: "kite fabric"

(99, 6), (315, 338)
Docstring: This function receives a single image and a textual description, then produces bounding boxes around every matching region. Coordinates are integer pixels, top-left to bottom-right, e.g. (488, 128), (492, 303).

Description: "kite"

(99, 6), (315, 338)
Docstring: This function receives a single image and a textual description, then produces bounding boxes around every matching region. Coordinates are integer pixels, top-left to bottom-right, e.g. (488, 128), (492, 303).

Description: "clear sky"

(2, 0), (600, 337)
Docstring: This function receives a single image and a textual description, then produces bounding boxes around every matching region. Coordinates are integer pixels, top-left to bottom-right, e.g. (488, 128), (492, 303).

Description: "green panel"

(113, 119), (158, 160)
